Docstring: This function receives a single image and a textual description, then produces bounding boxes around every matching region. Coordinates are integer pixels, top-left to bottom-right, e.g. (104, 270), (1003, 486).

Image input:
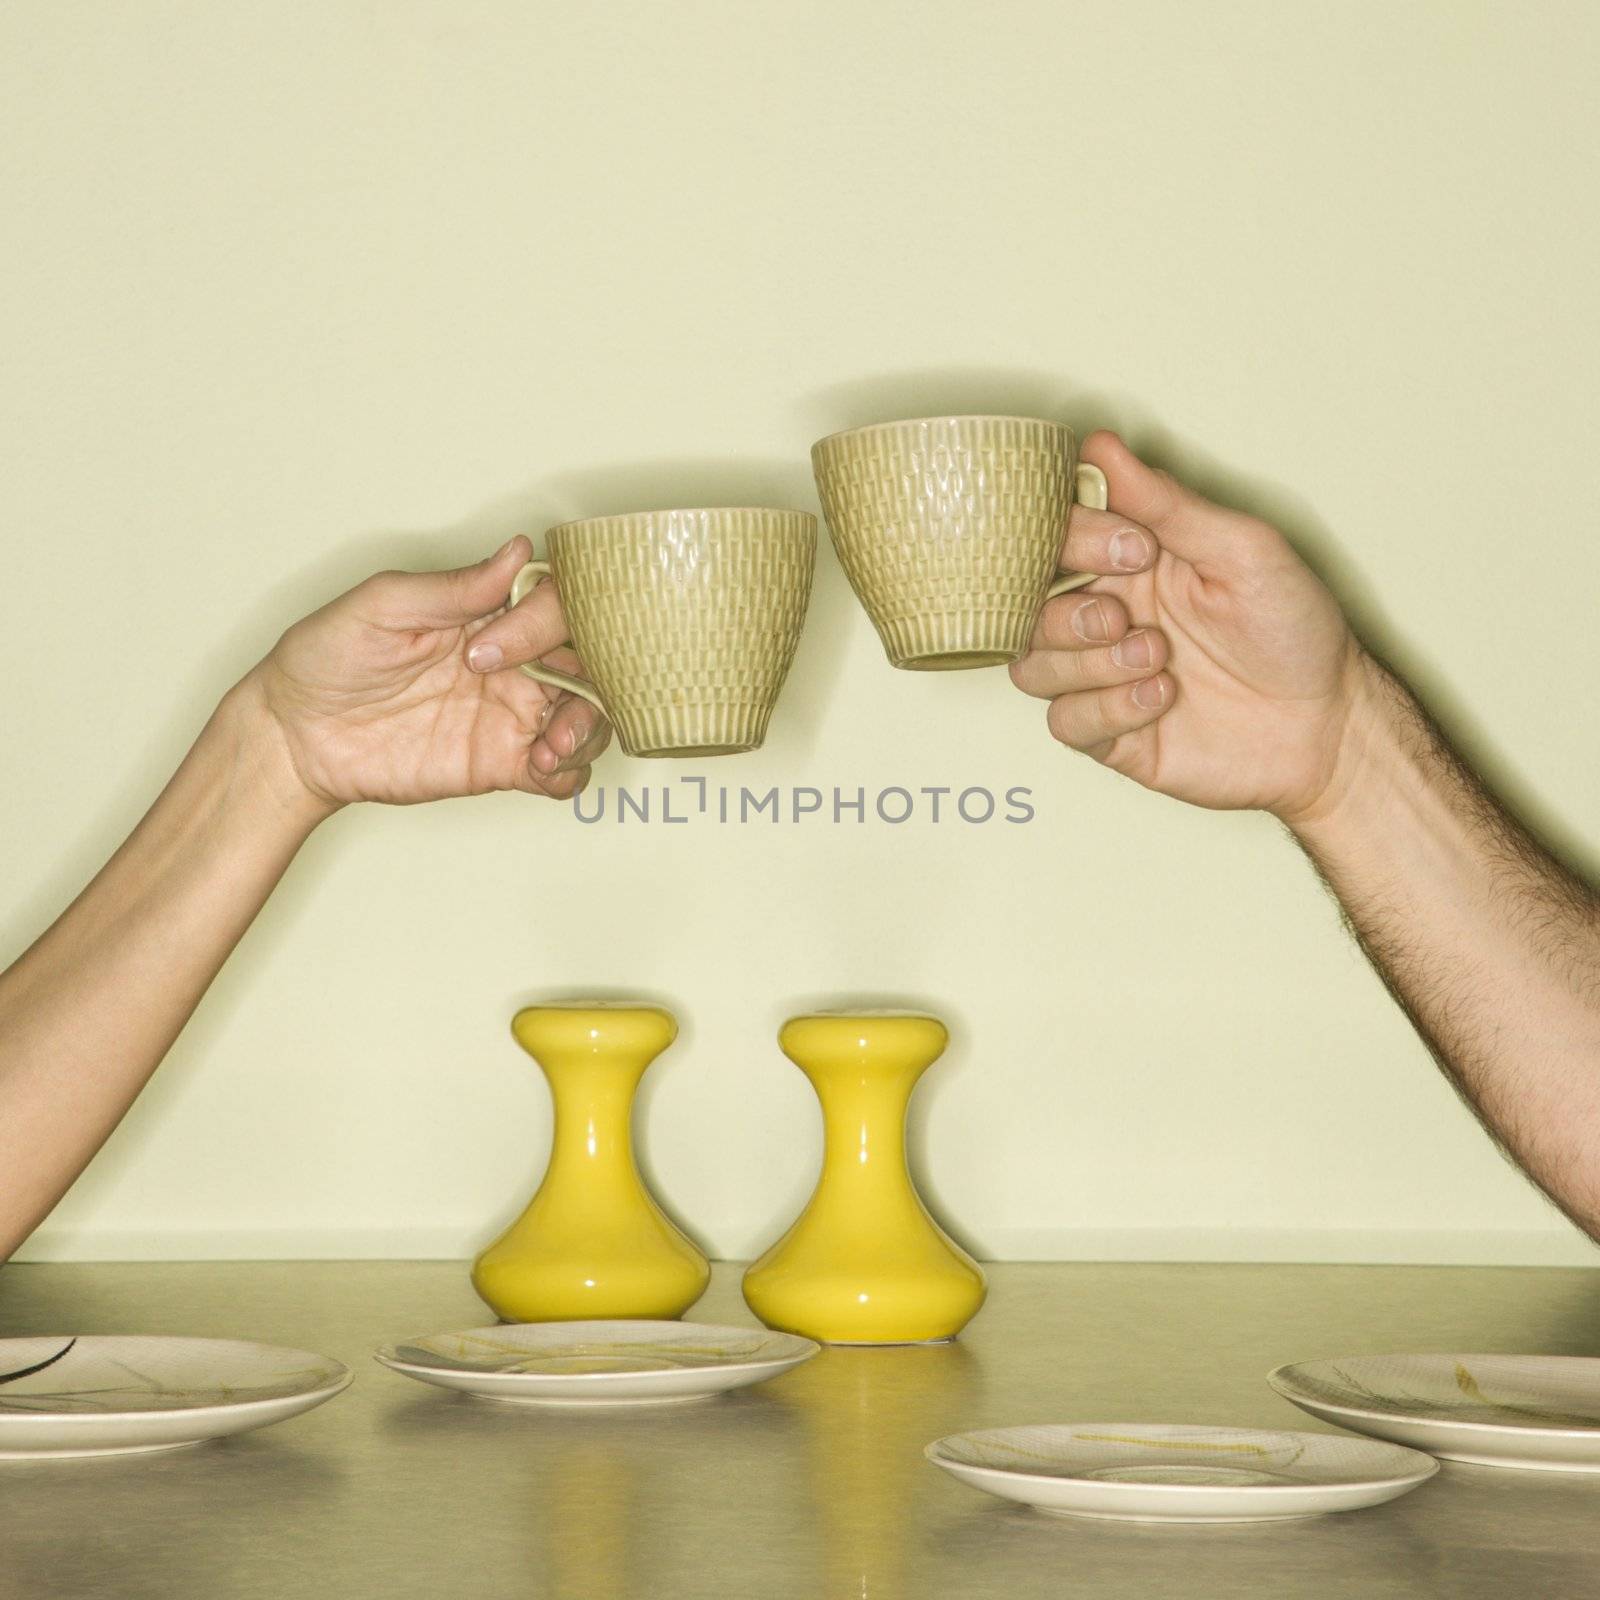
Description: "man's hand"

(248, 536), (609, 813)
(1010, 431), (1367, 822)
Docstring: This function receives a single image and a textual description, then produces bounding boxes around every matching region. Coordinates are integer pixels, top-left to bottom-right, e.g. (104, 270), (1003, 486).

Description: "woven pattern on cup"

(812, 416), (1075, 668)
(548, 507), (816, 756)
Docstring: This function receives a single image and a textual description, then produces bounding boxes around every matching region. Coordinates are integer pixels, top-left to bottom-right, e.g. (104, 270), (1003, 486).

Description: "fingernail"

(1070, 599), (1109, 643)
(467, 641), (503, 672)
(1110, 528), (1152, 570)
(1112, 630), (1152, 670)
(1132, 676), (1167, 711)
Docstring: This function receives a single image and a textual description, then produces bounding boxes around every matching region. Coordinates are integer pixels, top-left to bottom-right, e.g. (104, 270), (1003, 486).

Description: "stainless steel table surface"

(3, 1260), (1600, 1598)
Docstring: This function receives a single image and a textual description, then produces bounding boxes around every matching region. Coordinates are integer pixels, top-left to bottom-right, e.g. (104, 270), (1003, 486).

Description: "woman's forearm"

(1290, 657), (1600, 1232)
(0, 674), (331, 1257)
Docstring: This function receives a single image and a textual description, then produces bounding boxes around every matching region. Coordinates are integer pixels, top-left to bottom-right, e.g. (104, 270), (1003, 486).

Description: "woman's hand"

(0, 536), (608, 1258)
(1010, 432), (1366, 823)
(248, 536), (609, 814)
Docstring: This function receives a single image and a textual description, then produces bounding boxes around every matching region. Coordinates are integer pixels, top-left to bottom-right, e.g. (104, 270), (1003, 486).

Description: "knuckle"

(1149, 468), (1183, 513)
(1099, 735), (1142, 775)
(1010, 657), (1058, 700)
(1033, 597), (1077, 648)
(506, 574), (549, 621)
(549, 764), (592, 798)
(1230, 514), (1280, 553)
(1046, 693), (1099, 751)
(1095, 644), (1121, 681)
(1063, 502), (1110, 538)
(1094, 683), (1129, 729)
(351, 570), (415, 620)
(358, 569), (406, 603)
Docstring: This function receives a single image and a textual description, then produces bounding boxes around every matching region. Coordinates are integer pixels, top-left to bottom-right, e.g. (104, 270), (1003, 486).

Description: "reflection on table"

(3, 1260), (1600, 1600)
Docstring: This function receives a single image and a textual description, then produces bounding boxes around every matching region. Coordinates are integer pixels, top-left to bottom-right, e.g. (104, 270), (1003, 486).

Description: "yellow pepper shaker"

(472, 1004), (709, 1323)
(743, 1011), (986, 1344)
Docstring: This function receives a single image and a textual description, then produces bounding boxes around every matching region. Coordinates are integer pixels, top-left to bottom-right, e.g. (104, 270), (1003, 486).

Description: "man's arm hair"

(1292, 658), (1600, 1237)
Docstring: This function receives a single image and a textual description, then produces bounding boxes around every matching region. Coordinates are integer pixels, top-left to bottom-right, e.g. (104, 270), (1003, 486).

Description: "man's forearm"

(0, 677), (330, 1258)
(1289, 657), (1600, 1232)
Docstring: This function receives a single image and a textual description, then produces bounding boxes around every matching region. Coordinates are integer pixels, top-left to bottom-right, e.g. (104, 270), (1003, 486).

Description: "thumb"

(1081, 431), (1265, 577)
(359, 536), (533, 630)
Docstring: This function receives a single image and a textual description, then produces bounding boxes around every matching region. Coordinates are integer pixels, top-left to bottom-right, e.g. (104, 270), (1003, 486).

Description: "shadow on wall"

(0, 449), (850, 1203)
(11, 367), (1596, 1230)
(795, 365), (1600, 884)
(16, 363), (1592, 970)
(30, 359), (1588, 982)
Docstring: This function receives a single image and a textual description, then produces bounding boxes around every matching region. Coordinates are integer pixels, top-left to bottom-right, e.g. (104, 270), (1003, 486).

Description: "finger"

(552, 715), (613, 776)
(522, 760), (594, 801)
(533, 643), (585, 679)
(356, 536), (532, 630)
(465, 573), (571, 673)
(559, 716), (613, 773)
(1081, 431), (1274, 577)
(530, 689), (611, 776)
(1045, 672), (1176, 751)
(1059, 504), (1158, 577)
(480, 641), (591, 723)
(1028, 590), (1132, 652)
(1011, 628), (1169, 699)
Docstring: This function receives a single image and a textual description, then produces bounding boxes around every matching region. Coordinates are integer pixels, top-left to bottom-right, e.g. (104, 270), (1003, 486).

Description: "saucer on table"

(375, 1320), (819, 1406)
(0, 1335), (351, 1460)
(1270, 1353), (1600, 1471)
(925, 1422), (1438, 1523)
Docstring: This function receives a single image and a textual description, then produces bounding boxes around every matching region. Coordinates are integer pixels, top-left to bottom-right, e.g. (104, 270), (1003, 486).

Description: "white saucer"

(375, 1320), (819, 1406)
(0, 1335), (351, 1460)
(1269, 1354), (1600, 1471)
(925, 1423), (1438, 1522)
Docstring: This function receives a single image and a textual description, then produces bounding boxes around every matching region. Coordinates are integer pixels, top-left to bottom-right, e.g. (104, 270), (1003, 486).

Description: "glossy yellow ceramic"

(742, 1012), (987, 1344)
(471, 1004), (709, 1323)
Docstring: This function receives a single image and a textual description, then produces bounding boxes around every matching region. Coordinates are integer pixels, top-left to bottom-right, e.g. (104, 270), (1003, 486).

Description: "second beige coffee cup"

(510, 506), (817, 758)
(810, 415), (1109, 670)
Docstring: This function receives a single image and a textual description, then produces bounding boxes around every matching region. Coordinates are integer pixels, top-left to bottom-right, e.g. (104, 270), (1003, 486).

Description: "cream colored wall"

(5, 1), (1599, 1265)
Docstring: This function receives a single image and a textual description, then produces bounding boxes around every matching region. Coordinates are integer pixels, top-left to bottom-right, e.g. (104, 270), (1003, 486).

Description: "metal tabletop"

(2, 1260), (1599, 1598)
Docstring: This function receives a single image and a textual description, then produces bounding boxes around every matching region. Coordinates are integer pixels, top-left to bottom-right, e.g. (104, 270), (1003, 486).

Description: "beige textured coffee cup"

(510, 507), (817, 758)
(810, 415), (1109, 670)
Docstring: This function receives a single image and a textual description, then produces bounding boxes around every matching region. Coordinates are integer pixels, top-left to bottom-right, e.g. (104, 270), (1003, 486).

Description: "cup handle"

(507, 559), (611, 717)
(1043, 462), (1112, 599)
